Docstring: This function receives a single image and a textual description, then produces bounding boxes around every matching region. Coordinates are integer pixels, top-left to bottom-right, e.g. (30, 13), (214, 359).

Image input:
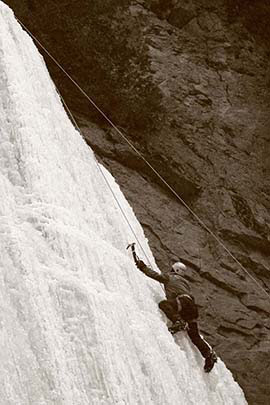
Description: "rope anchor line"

(58, 89), (165, 292)
(16, 18), (270, 303)
(59, 92), (154, 263)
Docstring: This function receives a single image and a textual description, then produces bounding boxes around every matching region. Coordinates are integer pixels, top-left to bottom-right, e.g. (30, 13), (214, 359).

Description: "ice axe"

(126, 242), (139, 264)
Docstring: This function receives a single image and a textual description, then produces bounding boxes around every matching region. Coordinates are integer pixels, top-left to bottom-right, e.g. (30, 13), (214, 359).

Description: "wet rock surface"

(6, 0), (270, 403)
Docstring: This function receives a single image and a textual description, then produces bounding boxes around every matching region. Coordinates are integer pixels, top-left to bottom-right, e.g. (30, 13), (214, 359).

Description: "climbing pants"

(159, 296), (211, 358)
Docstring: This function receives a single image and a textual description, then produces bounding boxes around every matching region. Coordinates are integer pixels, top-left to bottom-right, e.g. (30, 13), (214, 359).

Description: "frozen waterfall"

(0, 2), (247, 404)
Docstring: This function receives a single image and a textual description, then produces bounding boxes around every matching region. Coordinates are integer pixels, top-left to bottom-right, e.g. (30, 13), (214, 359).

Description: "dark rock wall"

(5, 1), (270, 403)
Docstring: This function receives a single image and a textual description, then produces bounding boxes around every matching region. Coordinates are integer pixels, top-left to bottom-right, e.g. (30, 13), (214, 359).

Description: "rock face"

(5, 1), (270, 403)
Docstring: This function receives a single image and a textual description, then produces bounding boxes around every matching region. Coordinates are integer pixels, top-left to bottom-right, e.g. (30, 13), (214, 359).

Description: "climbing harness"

(16, 18), (270, 303)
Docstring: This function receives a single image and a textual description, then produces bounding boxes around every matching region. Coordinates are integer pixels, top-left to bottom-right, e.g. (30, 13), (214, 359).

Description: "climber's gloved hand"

(136, 260), (146, 270)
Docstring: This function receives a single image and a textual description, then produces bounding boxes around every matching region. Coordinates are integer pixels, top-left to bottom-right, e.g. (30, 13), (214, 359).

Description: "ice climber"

(128, 243), (217, 373)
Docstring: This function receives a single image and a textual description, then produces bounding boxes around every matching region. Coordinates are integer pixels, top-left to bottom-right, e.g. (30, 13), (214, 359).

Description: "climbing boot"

(204, 350), (217, 373)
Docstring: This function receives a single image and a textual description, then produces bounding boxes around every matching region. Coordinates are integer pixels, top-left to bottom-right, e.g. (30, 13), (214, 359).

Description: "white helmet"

(171, 261), (187, 274)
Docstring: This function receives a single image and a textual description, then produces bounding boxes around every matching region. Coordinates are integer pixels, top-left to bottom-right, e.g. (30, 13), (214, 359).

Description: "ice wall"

(0, 2), (247, 404)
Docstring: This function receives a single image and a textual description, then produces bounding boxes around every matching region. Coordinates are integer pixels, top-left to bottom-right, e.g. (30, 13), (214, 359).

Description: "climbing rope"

(17, 18), (270, 302)
(58, 91), (165, 293)
(59, 92), (158, 271)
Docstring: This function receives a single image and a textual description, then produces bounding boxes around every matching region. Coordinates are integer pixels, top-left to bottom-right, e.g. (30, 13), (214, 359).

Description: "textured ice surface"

(0, 2), (247, 404)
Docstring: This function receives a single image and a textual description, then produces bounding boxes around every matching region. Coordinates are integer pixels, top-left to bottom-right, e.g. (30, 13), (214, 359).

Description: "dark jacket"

(138, 262), (191, 300)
